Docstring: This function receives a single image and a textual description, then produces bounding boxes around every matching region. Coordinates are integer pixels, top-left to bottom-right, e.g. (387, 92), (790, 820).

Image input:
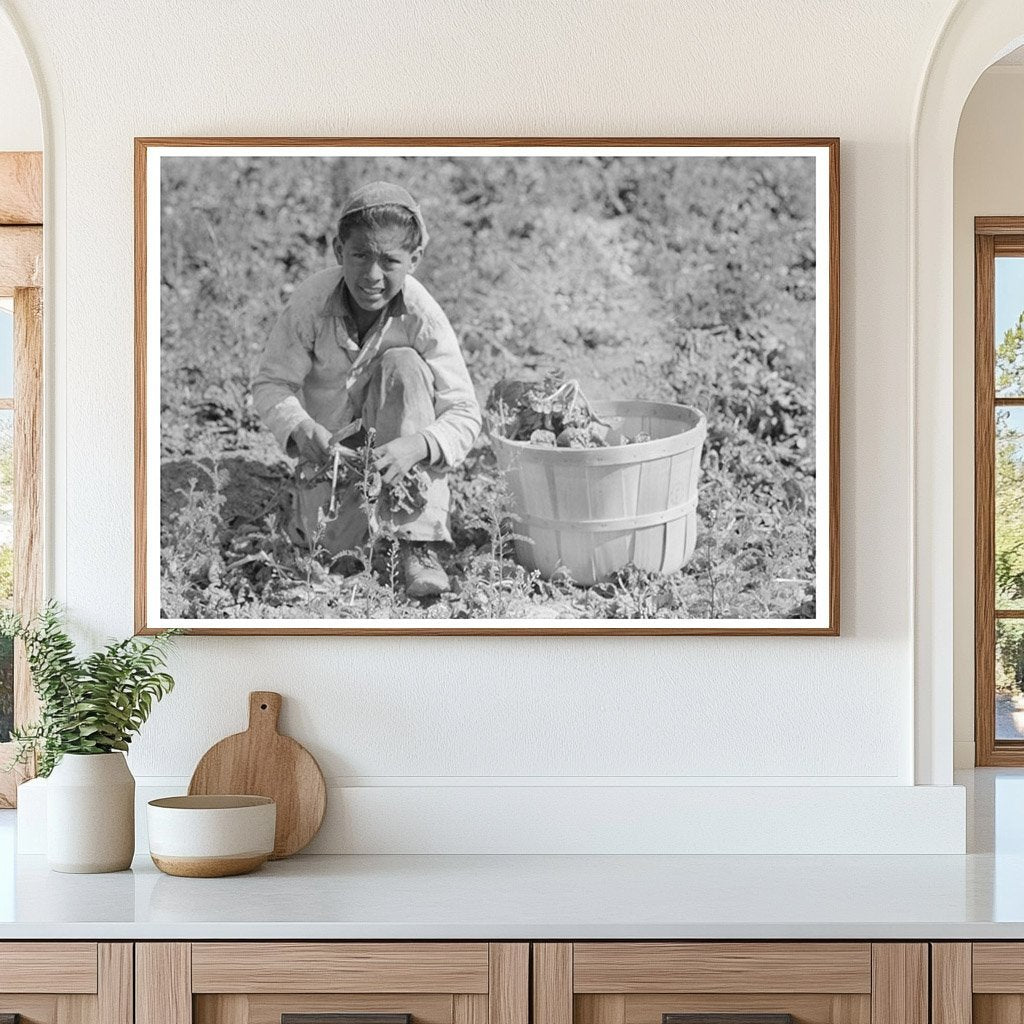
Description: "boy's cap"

(340, 181), (429, 248)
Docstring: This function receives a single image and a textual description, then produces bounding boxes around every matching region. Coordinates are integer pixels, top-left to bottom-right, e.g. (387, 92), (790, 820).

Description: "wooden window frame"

(0, 151), (43, 806)
(975, 217), (1024, 765)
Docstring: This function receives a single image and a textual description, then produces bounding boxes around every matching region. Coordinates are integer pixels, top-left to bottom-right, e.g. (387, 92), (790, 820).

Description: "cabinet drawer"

(139, 942), (528, 1024)
(534, 943), (926, 1024)
(570, 943), (872, 1024)
(937, 942), (1024, 1024)
(973, 943), (1024, 992)
(0, 942), (98, 993)
(572, 944), (871, 994)
(0, 943), (130, 1024)
(191, 944), (491, 994)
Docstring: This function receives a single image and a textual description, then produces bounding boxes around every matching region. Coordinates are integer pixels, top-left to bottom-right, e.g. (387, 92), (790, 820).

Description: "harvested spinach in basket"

(486, 374), (651, 448)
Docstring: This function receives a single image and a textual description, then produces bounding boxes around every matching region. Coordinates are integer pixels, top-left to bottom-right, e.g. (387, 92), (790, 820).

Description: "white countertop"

(1, 768), (1022, 941)
(0, 848), (1022, 940)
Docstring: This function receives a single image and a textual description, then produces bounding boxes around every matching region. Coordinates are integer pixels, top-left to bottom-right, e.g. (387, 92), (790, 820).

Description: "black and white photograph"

(136, 139), (838, 634)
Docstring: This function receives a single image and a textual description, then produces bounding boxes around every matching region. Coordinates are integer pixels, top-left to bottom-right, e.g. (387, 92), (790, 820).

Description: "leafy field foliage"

(159, 155), (818, 620)
(995, 313), (1024, 689)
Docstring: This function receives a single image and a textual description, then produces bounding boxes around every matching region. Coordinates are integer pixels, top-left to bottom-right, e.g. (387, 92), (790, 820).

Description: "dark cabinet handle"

(283, 1016), (411, 1024)
(664, 1016), (794, 1024)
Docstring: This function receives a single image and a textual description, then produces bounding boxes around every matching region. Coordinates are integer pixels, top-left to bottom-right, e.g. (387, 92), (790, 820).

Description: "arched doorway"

(0, 6), (44, 808)
(914, 1), (1024, 785)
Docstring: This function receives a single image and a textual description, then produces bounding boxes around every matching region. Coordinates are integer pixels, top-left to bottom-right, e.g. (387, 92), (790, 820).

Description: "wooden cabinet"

(136, 944), (528, 1024)
(0, 938), (952, 1024)
(532, 943), (928, 1024)
(932, 943), (1024, 1024)
(925, 942), (1024, 1024)
(0, 943), (132, 1024)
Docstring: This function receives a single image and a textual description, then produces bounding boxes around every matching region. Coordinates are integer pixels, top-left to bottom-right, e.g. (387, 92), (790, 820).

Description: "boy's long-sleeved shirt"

(253, 267), (482, 468)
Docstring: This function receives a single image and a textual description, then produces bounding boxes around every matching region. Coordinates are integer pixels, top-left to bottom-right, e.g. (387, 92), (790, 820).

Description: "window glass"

(997, 620), (1024, 740)
(0, 408), (11, 742)
(997, 407), (1024, 610)
(996, 257), (1024, 397)
(0, 307), (12, 399)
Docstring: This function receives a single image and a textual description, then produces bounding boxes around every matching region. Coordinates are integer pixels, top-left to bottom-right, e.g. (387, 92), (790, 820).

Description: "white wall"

(0, 9), (39, 151)
(2, 0), (972, 852)
(952, 66), (1024, 767)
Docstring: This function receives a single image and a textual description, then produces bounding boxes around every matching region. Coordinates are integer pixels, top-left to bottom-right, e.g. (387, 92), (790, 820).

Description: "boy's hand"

(375, 434), (429, 485)
(290, 419), (333, 464)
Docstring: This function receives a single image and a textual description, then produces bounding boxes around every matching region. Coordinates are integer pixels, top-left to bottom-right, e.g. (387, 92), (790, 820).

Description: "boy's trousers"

(292, 347), (453, 556)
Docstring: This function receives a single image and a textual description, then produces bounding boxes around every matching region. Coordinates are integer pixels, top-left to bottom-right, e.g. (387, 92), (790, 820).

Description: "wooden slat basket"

(490, 399), (707, 585)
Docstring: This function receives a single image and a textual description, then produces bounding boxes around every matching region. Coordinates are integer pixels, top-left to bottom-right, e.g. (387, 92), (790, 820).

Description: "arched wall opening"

(914, 1), (1024, 785)
(0, 4), (45, 809)
(952, 48), (1024, 767)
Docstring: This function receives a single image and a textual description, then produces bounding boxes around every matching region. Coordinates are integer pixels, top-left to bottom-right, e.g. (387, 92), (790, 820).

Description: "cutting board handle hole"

(260, 703), (268, 710)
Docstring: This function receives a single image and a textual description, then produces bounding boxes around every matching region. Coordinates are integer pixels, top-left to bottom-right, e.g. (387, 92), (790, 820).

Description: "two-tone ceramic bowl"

(147, 795), (276, 877)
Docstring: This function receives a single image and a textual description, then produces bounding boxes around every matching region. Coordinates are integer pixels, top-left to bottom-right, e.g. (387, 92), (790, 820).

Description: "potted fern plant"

(2, 603), (178, 873)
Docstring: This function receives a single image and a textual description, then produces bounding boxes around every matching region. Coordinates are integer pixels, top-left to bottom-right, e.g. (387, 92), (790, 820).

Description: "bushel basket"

(490, 399), (706, 586)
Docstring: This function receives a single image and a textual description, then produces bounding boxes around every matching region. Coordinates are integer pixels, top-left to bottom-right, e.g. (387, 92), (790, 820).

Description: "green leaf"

(2, 603), (178, 776)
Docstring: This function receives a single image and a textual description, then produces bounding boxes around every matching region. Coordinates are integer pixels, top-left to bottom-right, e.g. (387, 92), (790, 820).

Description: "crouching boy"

(253, 181), (482, 598)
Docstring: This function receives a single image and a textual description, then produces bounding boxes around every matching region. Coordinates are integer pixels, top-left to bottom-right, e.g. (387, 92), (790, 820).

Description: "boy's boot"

(402, 542), (450, 599)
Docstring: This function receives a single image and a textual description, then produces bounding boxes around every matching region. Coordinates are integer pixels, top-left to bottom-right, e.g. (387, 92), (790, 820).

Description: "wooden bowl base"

(151, 853), (268, 877)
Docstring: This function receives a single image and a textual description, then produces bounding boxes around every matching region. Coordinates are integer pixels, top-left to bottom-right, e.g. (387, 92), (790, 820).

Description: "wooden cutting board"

(188, 691), (326, 859)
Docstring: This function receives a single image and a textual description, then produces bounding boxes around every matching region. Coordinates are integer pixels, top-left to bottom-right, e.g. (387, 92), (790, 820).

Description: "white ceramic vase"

(46, 752), (135, 873)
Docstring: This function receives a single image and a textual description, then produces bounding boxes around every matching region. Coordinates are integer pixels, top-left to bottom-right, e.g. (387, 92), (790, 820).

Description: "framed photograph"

(135, 137), (839, 635)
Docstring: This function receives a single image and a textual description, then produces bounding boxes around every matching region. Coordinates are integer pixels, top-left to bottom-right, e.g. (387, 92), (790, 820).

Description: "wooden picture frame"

(135, 137), (839, 636)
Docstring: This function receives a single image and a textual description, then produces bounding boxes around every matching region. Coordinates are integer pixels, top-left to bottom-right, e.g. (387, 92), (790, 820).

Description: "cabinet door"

(137, 943), (528, 1024)
(533, 944), (928, 1024)
(0, 943), (131, 1024)
(942, 942), (1024, 1024)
